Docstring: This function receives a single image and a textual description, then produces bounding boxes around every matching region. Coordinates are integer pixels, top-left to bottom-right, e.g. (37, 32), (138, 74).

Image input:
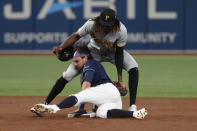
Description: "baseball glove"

(56, 46), (74, 62)
(112, 81), (128, 96)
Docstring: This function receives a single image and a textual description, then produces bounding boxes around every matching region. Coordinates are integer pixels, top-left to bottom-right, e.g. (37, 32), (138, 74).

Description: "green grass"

(0, 56), (197, 97)
(136, 56), (197, 98)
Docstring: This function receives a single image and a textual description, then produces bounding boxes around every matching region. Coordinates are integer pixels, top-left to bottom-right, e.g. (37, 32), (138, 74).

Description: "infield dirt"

(0, 96), (196, 131)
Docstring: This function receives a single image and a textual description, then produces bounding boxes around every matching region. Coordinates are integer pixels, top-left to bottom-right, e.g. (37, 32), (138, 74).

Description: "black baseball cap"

(99, 8), (117, 26)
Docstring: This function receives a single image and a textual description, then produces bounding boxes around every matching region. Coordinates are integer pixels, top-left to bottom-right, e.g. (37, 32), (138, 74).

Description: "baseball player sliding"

(31, 44), (147, 119)
(32, 8), (140, 116)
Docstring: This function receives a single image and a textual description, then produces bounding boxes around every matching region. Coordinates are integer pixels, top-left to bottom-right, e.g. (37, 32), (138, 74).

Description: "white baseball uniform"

(73, 83), (122, 118)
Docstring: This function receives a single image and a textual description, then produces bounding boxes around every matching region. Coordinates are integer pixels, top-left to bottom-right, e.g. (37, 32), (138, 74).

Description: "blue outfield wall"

(0, 0), (197, 51)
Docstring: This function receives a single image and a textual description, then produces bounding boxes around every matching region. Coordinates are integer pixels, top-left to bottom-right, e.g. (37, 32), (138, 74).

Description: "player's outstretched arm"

(53, 33), (81, 54)
(60, 33), (81, 48)
(115, 45), (126, 88)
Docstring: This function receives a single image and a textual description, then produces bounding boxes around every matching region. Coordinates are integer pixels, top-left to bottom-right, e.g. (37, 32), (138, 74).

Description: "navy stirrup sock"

(107, 109), (133, 118)
(57, 96), (78, 109)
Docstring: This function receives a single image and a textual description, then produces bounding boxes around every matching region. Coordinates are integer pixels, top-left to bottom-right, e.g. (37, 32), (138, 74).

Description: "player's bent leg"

(70, 83), (122, 118)
(96, 103), (122, 118)
(74, 83), (121, 106)
(122, 50), (139, 109)
(104, 51), (139, 111)
(122, 50), (138, 71)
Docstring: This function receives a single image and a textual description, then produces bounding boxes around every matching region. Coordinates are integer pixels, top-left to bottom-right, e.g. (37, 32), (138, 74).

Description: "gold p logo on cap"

(105, 15), (109, 20)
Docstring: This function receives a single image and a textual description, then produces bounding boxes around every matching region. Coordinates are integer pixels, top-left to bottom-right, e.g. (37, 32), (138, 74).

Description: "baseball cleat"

(33, 104), (48, 113)
(81, 111), (96, 118)
(45, 105), (60, 114)
(30, 107), (37, 113)
(128, 104), (137, 112)
(133, 108), (148, 119)
(67, 109), (87, 118)
(32, 104), (60, 114)
(30, 107), (44, 116)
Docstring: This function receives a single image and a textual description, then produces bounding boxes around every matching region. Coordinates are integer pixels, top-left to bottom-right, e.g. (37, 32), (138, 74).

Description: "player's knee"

(131, 63), (138, 69)
(96, 109), (108, 118)
(135, 63), (138, 68)
(96, 105), (113, 118)
(72, 94), (84, 107)
(96, 103), (122, 118)
(125, 63), (138, 72)
(62, 71), (74, 81)
(57, 96), (78, 109)
(55, 76), (68, 86)
(128, 67), (139, 74)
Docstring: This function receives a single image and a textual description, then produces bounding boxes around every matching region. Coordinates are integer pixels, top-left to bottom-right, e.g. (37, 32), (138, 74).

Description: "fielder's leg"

(109, 50), (139, 110)
(128, 67), (139, 106)
(44, 76), (68, 104)
(44, 62), (79, 104)
(122, 50), (139, 110)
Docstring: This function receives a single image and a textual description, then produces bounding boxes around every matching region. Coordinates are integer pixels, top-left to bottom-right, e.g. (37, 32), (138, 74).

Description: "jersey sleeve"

(116, 23), (128, 47)
(82, 61), (96, 83)
(77, 20), (94, 37)
(83, 70), (95, 83)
